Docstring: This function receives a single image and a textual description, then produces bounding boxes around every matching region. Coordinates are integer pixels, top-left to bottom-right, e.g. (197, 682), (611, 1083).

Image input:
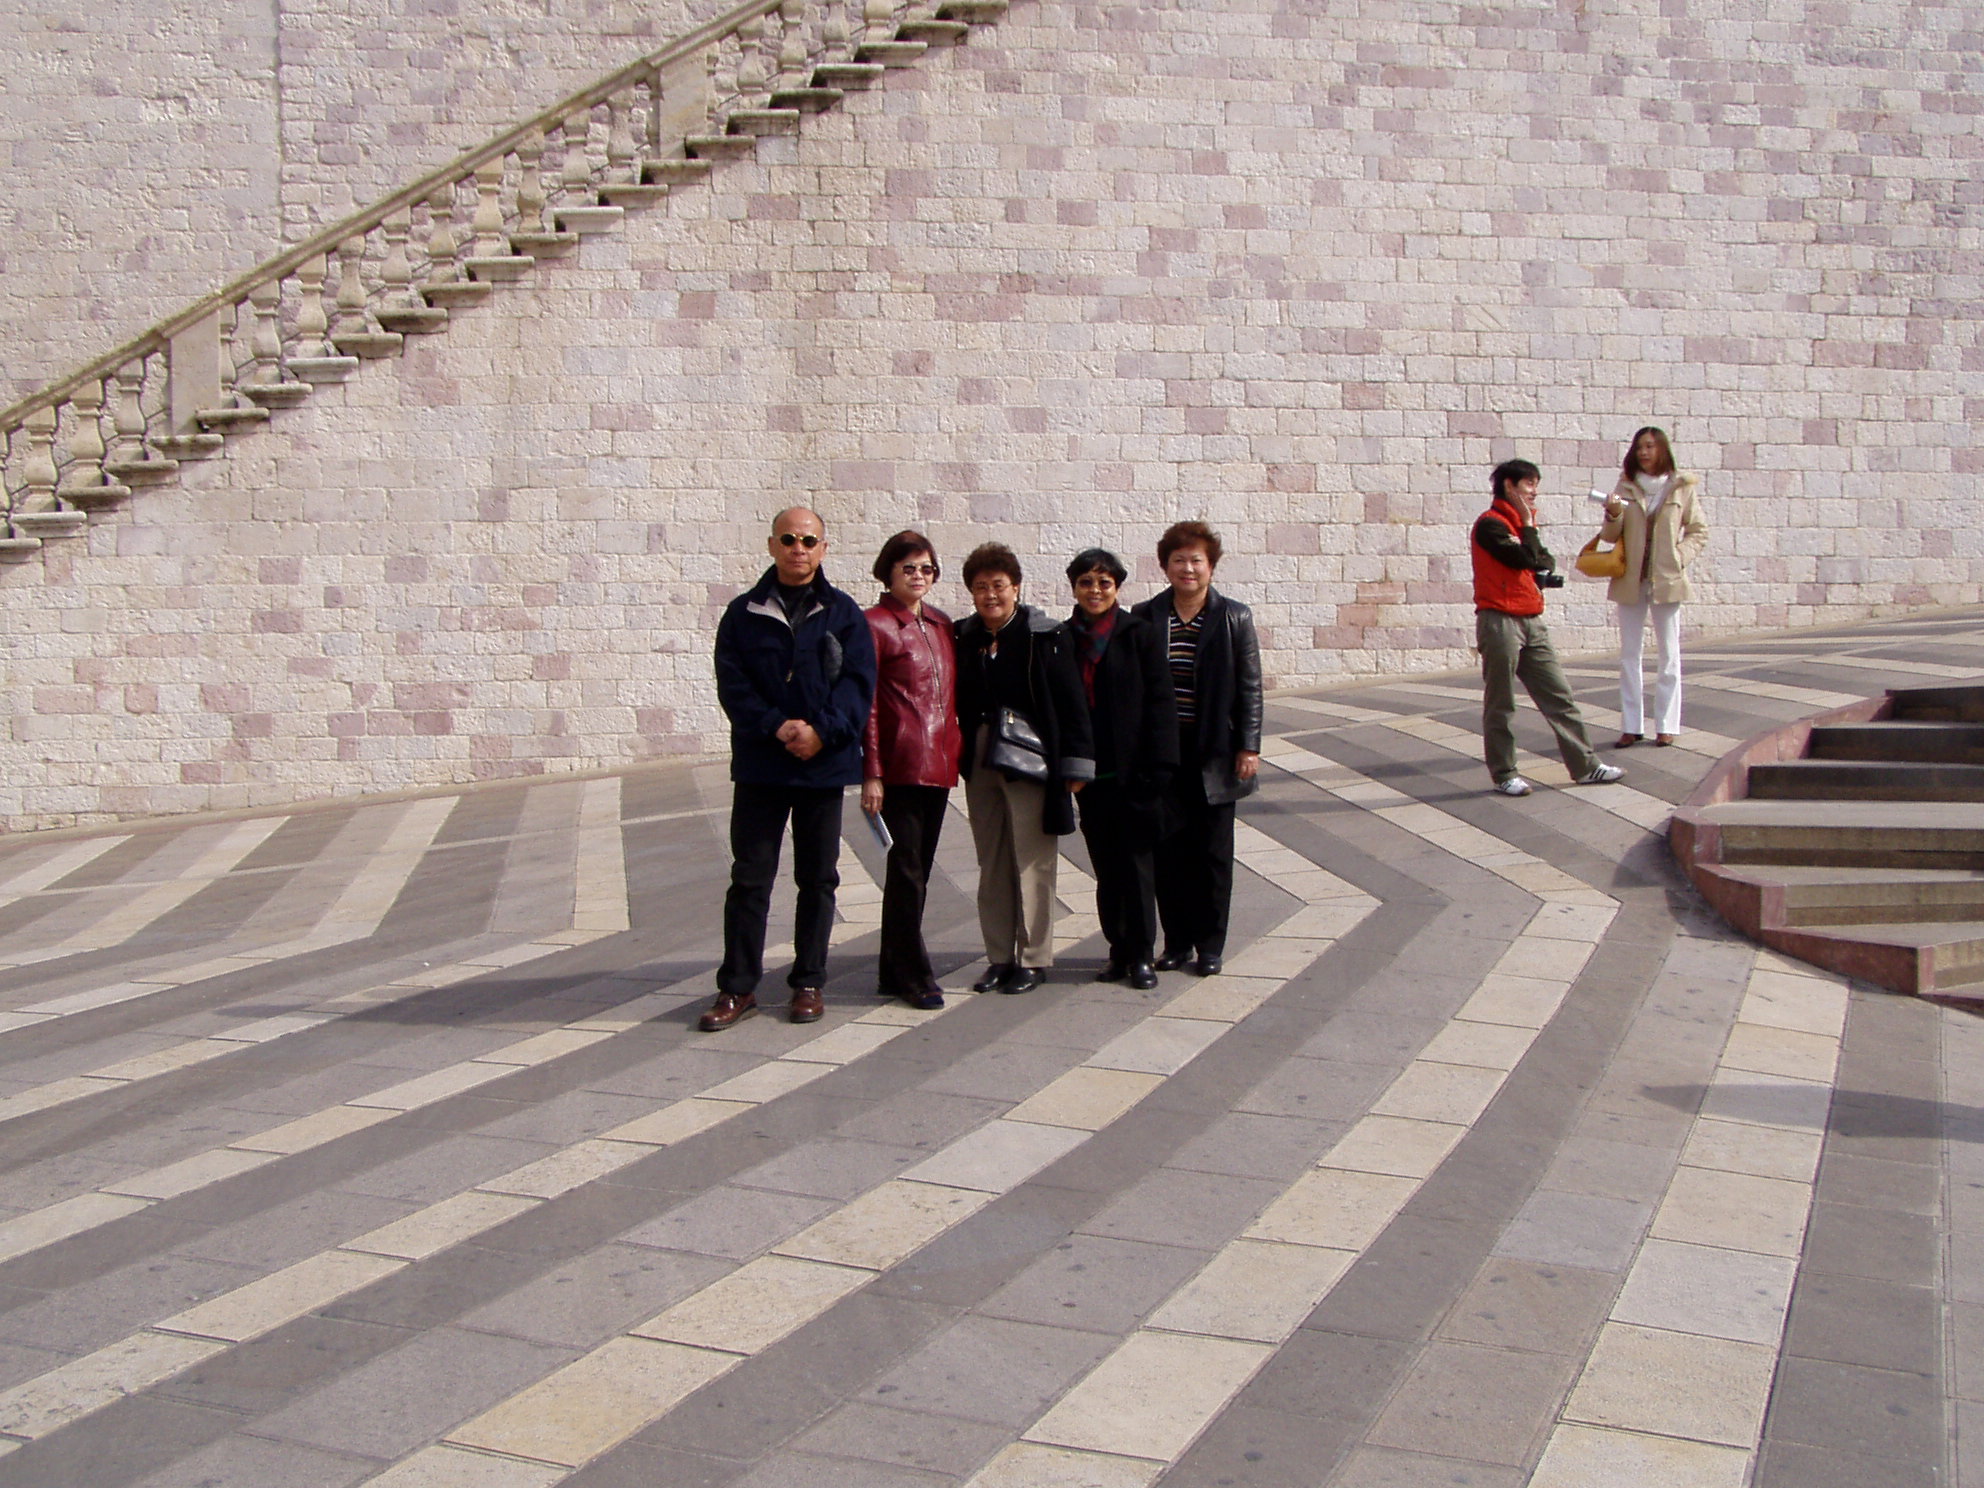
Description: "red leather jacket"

(863, 596), (962, 787)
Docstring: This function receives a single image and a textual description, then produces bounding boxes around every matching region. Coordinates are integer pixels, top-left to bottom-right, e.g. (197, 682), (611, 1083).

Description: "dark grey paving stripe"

(37, 833), (174, 892)
(0, 865), (310, 999)
(0, 817), (529, 1066)
(1754, 989), (1948, 1488)
(1160, 893), (1685, 1488)
(231, 806), (362, 874)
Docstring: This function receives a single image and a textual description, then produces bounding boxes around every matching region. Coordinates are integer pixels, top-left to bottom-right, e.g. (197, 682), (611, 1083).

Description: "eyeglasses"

(897, 562), (937, 577)
(1074, 575), (1118, 590)
(777, 532), (822, 549)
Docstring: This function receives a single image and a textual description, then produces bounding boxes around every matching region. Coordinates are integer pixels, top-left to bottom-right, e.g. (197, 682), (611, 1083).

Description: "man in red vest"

(1472, 459), (1624, 797)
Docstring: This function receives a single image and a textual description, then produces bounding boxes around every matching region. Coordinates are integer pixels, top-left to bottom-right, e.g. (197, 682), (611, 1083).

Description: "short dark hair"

(1157, 520), (1222, 570)
(961, 542), (1023, 588)
(1623, 426), (1676, 479)
(1065, 548), (1127, 585)
(1491, 459), (1541, 500)
(872, 529), (938, 586)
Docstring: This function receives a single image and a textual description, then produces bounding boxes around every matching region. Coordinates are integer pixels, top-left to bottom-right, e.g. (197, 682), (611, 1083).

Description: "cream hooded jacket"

(1598, 471), (1709, 606)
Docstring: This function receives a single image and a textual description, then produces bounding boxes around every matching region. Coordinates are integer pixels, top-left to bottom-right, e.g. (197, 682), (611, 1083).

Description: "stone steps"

(1747, 759), (1984, 801)
(0, 6), (1008, 557)
(1808, 720), (1984, 763)
(1670, 683), (1984, 996)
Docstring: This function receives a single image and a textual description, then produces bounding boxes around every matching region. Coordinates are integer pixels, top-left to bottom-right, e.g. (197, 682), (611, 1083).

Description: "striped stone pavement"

(0, 607), (1979, 1488)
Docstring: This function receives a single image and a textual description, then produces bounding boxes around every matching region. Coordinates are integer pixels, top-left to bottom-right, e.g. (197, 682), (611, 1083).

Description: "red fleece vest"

(1472, 498), (1544, 617)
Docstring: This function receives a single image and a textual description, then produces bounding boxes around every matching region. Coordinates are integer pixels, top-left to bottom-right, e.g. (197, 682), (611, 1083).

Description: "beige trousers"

(965, 726), (1059, 968)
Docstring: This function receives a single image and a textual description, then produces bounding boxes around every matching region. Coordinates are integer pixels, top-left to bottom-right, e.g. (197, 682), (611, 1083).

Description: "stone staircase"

(1670, 683), (1984, 997)
(0, 0), (1009, 566)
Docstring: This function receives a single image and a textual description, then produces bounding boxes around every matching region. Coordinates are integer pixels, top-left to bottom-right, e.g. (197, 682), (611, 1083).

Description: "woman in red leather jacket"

(861, 531), (964, 1009)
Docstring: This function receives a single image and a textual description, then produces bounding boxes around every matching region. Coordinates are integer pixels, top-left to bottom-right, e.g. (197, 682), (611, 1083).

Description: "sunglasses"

(897, 562), (937, 577)
(777, 532), (822, 549)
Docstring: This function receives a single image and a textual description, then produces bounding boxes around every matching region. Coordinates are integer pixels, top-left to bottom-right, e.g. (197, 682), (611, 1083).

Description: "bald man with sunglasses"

(702, 507), (878, 1031)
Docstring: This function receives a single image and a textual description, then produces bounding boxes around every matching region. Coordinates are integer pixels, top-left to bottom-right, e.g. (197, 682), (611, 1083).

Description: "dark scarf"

(1070, 606), (1117, 706)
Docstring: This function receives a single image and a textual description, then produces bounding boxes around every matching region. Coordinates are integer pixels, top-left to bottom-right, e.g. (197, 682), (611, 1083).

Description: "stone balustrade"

(0, 0), (995, 566)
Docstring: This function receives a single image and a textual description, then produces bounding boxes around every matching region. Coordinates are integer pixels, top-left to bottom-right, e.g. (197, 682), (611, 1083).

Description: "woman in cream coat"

(1601, 426), (1709, 747)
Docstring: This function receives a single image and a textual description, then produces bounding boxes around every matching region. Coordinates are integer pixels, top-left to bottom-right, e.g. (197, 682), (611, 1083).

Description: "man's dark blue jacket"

(714, 566), (877, 788)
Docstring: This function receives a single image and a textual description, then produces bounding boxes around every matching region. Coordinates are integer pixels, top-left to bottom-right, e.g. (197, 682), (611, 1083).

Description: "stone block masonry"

(0, 0), (1979, 829)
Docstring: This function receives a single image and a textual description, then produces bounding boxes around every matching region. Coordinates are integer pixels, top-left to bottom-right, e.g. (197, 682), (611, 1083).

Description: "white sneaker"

(1577, 762), (1625, 785)
(1493, 776), (1533, 796)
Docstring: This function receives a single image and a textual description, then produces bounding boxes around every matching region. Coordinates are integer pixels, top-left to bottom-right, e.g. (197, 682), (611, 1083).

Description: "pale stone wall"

(0, 0), (1978, 829)
(0, 0), (712, 400)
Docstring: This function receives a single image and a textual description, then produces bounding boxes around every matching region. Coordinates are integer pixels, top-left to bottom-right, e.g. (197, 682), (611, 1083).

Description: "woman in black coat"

(954, 543), (1096, 995)
(1065, 549), (1179, 990)
(1131, 521), (1262, 977)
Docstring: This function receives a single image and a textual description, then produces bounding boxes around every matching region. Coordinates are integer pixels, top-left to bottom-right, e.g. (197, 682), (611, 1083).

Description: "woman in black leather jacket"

(1131, 521), (1262, 978)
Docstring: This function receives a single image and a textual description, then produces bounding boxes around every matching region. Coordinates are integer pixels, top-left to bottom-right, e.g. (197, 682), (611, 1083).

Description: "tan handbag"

(1575, 533), (1627, 580)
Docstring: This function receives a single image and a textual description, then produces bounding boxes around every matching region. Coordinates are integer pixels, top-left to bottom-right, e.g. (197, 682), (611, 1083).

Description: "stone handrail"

(0, 0), (982, 559)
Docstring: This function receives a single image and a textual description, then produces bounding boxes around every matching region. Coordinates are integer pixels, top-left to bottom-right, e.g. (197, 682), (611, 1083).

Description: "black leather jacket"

(1131, 587), (1263, 805)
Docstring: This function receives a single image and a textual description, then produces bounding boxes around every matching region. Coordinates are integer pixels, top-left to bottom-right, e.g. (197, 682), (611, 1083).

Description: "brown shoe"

(698, 992), (758, 1032)
(1654, 733), (1675, 747)
(1614, 733), (1643, 749)
(789, 986), (824, 1023)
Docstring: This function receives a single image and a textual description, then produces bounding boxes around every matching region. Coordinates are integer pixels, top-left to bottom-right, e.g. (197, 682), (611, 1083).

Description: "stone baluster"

(561, 110), (595, 201)
(509, 127), (587, 255)
(426, 181), (461, 285)
(518, 130), (552, 234)
(3, 398), (87, 539)
(822, 0), (850, 60)
(462, 156), (537, 278)
(331, 234), (404, 357)
(0, 416), (49, 556)
(102, 356), (179, 485)
(6, 404), (87, 541)
(471, 159), (510, 259)
(238, 278), (311, 407)
(736, 15), (768, 105)
(373, 209), (449, 333)
(42, 379), (125, 522)
(421, 177), (492, 307)
(779, 0), (811, 85)
(287, 254), (361, 384)
(596, 83), (676, 207)
(550, 110), (626, 234)
(864, 0), (898, 39)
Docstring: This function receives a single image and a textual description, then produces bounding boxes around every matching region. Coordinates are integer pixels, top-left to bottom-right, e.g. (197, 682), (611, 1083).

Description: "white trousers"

(1617, 600), (1683, 735)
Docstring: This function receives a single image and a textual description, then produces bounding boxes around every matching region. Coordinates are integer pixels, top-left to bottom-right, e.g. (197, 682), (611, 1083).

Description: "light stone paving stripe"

(1795, 654), (1984, 680)
(1686, 675), (1864, 710)
(1529, 951), (1850, 1487)
(0, 816), (288, 970)
(572, 776), (630, 935)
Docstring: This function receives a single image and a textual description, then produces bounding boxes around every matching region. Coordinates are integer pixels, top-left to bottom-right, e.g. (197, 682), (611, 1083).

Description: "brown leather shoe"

(1614, 733), (1643, 748)
(789, 986), (824, 1023)
(698, 992), (757, 1032)
(1654, 733), (1675, 747)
